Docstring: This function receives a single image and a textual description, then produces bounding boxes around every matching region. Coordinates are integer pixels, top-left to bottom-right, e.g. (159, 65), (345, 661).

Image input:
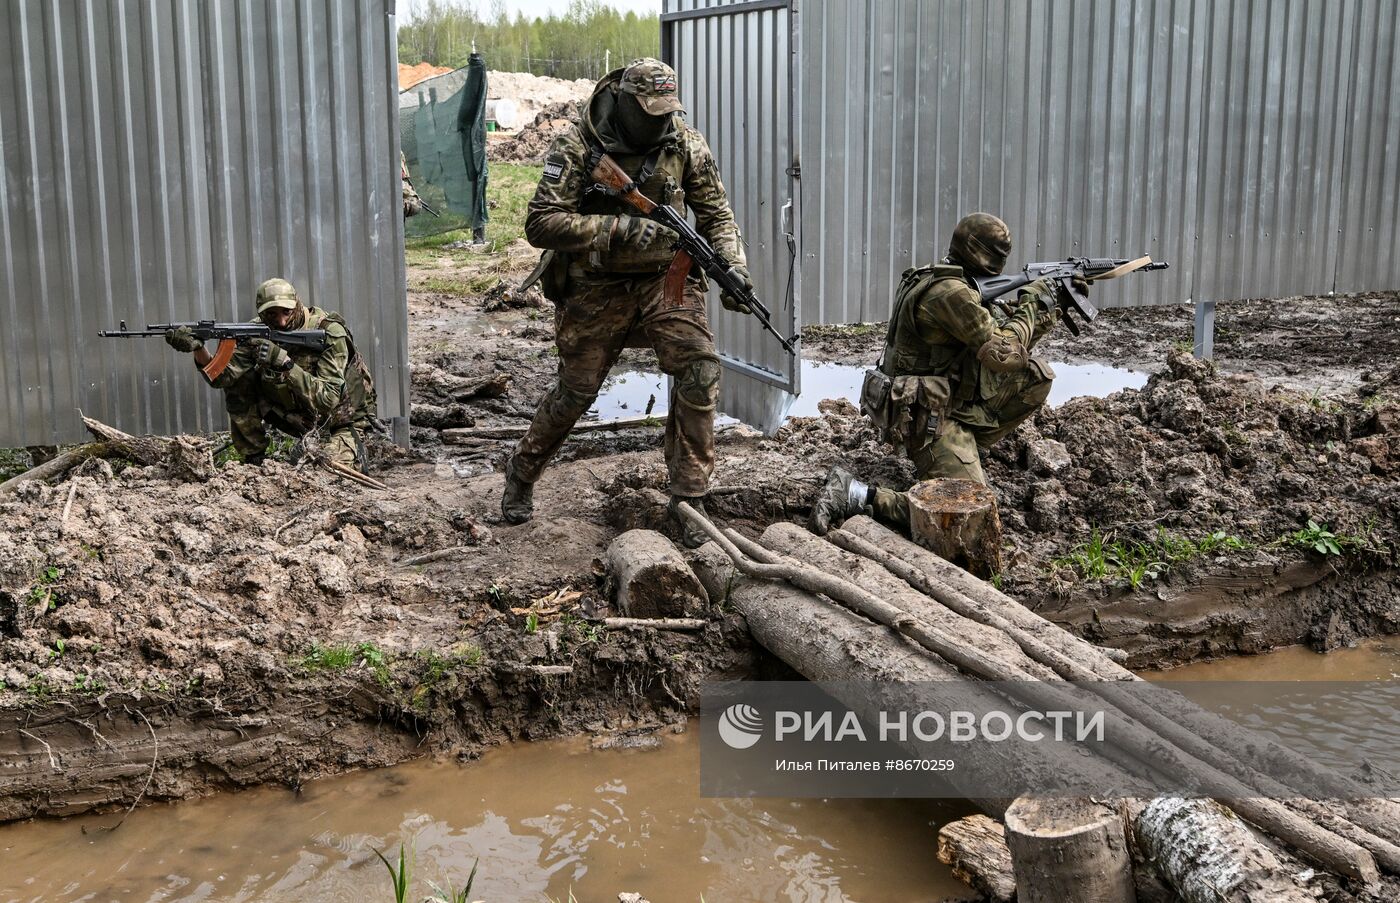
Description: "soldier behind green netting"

(809, 213), (1086, 535)
(499, 58), (753, 548)
(402, 150), (423, 218)
(163, 278), (378, 472)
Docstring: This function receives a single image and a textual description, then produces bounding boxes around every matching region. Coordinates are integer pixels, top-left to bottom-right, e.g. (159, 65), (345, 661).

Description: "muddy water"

(1141, 635), (1400, 682)
(0, 728), (971, 903)
(589, 359), (1147, 424)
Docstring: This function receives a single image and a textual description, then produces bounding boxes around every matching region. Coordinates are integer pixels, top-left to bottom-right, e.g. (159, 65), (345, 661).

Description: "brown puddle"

(1140, 635), (1400, 681)
(0, 727), (971, 902)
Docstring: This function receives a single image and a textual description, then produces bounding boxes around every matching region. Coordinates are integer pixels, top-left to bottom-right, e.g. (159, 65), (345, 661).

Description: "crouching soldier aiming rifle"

(104, 278), (377, 472)
(810, 212), (1167, 536)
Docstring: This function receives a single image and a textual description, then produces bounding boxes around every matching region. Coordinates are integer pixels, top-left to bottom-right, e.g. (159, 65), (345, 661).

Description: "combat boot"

(807, 466), (872, 535)
(501, 458), (535, 525)
(668, 495), (710, 550)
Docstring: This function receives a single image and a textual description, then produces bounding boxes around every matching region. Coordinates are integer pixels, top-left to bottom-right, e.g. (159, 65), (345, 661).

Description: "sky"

(395, 0), (662, 20)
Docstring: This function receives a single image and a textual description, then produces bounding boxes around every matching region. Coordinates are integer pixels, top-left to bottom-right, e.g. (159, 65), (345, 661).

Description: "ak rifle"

(973, 256), (1171, 335)
(100, 320), (328, 380)
(590, 152), (798, 354)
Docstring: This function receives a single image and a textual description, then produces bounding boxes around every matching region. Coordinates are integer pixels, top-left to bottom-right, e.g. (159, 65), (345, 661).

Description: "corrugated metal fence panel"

(1335, 0), (1400, 293)
(663, 0), (798, 433)
(0, 0), (407, 448)
(796, 0), (1397, 324)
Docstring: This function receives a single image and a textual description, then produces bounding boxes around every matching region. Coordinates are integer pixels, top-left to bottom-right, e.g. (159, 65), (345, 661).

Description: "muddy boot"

(807, 466), (872, 535)
(501, 459), (535, 525)
(668, 495), (710, 550)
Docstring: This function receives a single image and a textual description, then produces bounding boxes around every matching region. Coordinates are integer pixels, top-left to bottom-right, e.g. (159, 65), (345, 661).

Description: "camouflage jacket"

(208, 307), (375, 428)
(524, 71), (745, 275)
(888, 264), (1057, 397)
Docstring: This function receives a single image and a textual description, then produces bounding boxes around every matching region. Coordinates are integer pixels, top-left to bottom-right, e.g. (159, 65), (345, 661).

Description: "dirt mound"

(488, 71), (592, 123)
(399, 62), (454, 91)
(0, 450), (751, 820)
(490, 100), (581, 163)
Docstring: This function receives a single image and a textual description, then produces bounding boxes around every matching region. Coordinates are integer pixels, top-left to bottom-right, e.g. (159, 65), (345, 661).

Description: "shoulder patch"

(542, 155), (566, 183)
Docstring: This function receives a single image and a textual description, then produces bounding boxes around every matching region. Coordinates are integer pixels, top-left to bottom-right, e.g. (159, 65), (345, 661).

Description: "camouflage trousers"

(510, 271), (720, 497)
(872, 361), (1053, 529)
(223, 372), (366, 471)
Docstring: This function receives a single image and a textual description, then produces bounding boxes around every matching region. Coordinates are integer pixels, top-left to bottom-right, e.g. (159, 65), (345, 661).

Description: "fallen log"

(840, 515), (1400, 846)
(832, 521), (1400, 873)
(602, 617), (707, 631)
(937, 814), (1016, 902)
(441, 414), (661, 442)
(605, 530), (707, 619)
(1135, 798), (1317, 902)
(1004, 797), (1136, 903)
(690, 511), (1381, 885)
(0, 443), (108, 495)
(760, 522), (1058, 681)
(906, 478), (1003, 577)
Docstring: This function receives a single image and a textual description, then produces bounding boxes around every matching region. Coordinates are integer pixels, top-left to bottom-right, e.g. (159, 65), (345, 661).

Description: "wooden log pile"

(673, 505), (1399, 901)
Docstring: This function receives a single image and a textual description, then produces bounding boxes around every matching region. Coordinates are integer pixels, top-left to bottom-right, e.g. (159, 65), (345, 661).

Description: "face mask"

(613, 91), (671, 149)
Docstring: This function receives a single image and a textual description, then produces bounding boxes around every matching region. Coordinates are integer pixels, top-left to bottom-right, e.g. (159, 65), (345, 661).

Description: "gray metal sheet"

(789, 0), (1397, 324)
(0, 0), (408, 448)
(663, 0), (798, 432)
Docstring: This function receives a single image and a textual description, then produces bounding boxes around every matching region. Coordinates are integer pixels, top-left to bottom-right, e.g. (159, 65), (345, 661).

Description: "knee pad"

(675, 357), (721, 412)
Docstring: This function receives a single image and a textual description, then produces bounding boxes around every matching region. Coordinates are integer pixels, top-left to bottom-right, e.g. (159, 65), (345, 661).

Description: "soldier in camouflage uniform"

(164, 278), (378, 472)
(402, 151), (423, 218)
(809, 213), (1085, 534)
(500, 58), (752, 547)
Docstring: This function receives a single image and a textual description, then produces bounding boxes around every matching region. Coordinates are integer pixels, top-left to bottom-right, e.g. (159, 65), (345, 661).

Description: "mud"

(488, 100), (581, 164)
(3, 235), (1397, 833)
(803, 290), (1400, 394)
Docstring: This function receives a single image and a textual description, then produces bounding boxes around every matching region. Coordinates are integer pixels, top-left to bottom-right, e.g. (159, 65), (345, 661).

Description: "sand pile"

(488, 71), (592, 123)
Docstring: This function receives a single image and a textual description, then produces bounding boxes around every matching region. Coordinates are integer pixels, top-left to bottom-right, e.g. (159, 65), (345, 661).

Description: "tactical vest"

(578, 140), (688, 273)
(281, 307), (377, 430)
(882, 264), (981, 403)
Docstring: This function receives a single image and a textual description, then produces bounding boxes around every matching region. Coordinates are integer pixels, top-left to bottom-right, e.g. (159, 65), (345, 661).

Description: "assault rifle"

(973, 256), (1170, 335)
(589, 152), (798, 355)
(99, 320), (328, 380)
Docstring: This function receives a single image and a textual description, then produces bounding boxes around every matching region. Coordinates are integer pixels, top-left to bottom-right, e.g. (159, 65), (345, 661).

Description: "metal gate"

(662, 0), (800, 433)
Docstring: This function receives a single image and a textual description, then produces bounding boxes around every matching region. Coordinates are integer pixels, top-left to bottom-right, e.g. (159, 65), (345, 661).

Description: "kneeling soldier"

(810, 213), (1084, 534)
(164, 278), (377, 471)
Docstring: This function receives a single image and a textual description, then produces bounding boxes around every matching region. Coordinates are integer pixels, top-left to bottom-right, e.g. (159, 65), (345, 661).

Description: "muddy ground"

(2, 237), (1398, 867)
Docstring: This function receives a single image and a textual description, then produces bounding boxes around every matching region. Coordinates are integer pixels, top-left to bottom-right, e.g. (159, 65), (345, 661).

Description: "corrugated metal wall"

(0, 0), (408, 448)
(797, 0), (1400, 322)
(662, 0), (800, 432)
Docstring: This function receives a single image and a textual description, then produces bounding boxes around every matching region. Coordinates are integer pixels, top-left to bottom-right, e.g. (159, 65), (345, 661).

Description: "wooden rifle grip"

(202, 338), (237, 380)
(664, 250), (693, 309)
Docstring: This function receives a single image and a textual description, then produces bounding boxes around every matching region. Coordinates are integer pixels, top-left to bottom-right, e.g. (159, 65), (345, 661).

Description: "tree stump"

(605, 529), (707, 619)
(937, 814), (1017, 902)
(906, 478), (1003, 577)
(1004, 797), (1136, 903)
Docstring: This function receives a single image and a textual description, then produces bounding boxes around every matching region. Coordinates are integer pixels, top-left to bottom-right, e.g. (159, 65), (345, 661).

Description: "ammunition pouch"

(541, 251), (572, 303)
(862, 369), (951, 455)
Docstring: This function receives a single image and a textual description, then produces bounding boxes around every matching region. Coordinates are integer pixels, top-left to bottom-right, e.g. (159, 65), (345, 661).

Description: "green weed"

(1054, 527), (1251, 587)
(427, 859), (478, 903)
(374, 843), (411, 903)
(301, 641), (392, 688)
(525, 612), (540, 634)
(27, 565), (64, 612)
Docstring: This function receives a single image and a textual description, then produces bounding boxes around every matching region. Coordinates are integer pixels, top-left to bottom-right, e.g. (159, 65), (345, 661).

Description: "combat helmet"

(948, 213), (1012, 276)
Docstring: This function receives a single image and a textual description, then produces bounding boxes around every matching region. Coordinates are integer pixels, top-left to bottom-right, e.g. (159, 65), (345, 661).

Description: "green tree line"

(398, 0), (660, 80)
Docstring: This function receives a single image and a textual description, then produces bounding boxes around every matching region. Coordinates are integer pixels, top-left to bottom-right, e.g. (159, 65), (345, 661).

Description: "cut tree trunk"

(1134, 798), (1317, 903)
(938, 814), (1017, 902)
(1005, 797), (1136, 903)
(605, 530), (707, 619)
(906, 478), (1004, 577)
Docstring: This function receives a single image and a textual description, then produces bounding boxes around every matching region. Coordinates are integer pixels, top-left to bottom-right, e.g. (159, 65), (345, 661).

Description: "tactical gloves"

(720, 264), (754, 314)
(613, 214), (678, 251)
(164, 326), (203, 353)
(1022, 277), (1059, 313)
(249, 338), (293, 374)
